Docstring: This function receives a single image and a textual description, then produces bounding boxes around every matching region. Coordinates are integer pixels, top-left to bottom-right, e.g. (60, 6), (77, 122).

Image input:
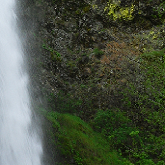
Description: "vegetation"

(103, 0), (165, 25)
(37, 0), (165, 164)
(93, 48), (104, 59)
(46, 111), (131, 165)
(44, 48), (165, 164)
(104, 1), (134, 21)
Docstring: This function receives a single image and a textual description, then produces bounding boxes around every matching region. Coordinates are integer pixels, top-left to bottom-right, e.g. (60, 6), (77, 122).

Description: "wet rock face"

(38, 0), (164, 99)
(41, 0), (164, 60)
(93, 0), (165, 28)
(43, 0), (113, 50)
(20, 0), (162, 110)
(39, 0), (116, 91)
(132, 0), (164, 25)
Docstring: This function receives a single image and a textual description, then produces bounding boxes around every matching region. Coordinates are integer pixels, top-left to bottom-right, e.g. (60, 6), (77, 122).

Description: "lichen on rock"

(104, 0), (134, 21)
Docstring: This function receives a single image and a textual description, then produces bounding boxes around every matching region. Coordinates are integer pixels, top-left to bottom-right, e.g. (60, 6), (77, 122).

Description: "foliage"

(119, 48), (165, 164)
(93, 110), (139, 159)
(45, 47), (165, 164)
(93, 109), (131, 135)
(46, 112), (131, 165)
(152, 1), (165, 20)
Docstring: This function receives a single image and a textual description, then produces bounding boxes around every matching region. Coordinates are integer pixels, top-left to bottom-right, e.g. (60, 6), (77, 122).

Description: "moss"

(93, 48), (104, 59)
(42, 44), (62, 62)
(104, 1), (134, 21)
(46, 112), (131, 165)
(66, 61), (76, 68)
(83, 5), (91, 13)
(92, 4), (98, 9)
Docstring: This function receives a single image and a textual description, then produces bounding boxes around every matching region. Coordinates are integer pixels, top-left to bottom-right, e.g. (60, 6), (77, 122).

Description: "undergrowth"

(43, 48), (165, 164)
(46, 112), (131, 165)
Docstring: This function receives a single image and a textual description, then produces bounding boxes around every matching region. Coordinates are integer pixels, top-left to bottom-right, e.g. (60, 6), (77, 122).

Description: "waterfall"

(0, 0), (42, 164)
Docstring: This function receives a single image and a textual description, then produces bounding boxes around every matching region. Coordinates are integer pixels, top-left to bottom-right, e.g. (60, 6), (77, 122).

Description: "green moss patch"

(46, 112), (131, 165)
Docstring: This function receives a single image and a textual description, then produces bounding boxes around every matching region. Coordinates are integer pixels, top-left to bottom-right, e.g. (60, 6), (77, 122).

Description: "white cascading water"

(0, 0), (42, 164)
